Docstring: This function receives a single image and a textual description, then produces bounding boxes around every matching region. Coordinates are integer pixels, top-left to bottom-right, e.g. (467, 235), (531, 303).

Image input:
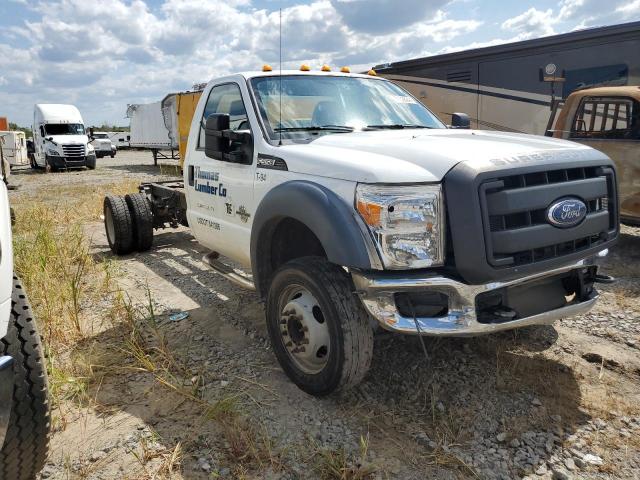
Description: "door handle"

(188, 165), (194, 186)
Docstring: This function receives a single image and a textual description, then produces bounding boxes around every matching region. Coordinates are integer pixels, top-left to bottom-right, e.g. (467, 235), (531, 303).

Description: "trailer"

(106, 131), (130, 149)
(374, 21), (640, 135)
(0, 131), (29, 167)
(161, 90), (203, 167)
(127, 102), (177, 165)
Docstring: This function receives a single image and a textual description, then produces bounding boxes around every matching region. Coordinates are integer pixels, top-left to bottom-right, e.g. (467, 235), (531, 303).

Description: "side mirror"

(451, 113), (471, 129)
(205, 114), (253, 164)
(205, 114), (230, 160)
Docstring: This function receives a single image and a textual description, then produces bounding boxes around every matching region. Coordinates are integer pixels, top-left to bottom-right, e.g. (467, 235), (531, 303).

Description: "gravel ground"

(7, 150), (640, 479)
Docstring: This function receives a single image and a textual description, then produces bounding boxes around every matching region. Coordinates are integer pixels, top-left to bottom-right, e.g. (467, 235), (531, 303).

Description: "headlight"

(87, 144), (95, 152)
(355, 184), (444, 269)
(46, 149), (59, 156)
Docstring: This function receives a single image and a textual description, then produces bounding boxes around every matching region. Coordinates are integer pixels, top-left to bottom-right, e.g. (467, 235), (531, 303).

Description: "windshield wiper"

(365, 124), (432, 130)
(275, 125), (354, 133)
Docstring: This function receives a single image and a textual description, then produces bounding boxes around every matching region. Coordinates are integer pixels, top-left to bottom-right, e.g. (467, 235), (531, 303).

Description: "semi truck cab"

(104, 68), (619, 396)
(32, 104), (96, 171)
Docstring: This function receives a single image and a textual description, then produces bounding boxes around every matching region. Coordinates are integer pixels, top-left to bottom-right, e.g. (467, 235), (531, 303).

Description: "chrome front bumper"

(0, 355), (14, 446)
(352, 256), (603, 337)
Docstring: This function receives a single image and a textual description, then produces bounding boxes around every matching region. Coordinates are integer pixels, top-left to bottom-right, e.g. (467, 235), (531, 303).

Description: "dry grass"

(311, 435), (377, 480)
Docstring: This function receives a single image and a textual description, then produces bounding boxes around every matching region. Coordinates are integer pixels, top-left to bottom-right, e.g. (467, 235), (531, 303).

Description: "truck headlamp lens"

(356, 184), (444, 269)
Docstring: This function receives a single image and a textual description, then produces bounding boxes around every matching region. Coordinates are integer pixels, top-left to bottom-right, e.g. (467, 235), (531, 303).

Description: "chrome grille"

(62, 144), (86, 157)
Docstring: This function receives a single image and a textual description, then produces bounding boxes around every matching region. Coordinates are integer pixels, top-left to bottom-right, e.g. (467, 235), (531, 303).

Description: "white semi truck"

(32, 104), (96, 171)
(0, 156), (50, 477)
(103, 68), (619, 396)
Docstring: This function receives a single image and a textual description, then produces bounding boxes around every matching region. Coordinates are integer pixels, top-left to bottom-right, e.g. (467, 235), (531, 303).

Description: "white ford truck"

(103, 69), (619, 396)
(0, 156), (50, 477)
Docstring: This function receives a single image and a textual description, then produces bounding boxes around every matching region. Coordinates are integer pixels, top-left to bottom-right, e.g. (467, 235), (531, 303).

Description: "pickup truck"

(546, 86), (640, 225)
(0, 158), (50, 478)
(103, 68), (619, 396)
(89, 131), (117, 159)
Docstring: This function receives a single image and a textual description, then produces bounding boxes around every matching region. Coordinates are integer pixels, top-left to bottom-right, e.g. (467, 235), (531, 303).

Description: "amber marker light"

(262, 64), (273, 72)
(321, 64), (331, 72)
(300, 64), (311, 71)
(340, 66), (351, 73)
(367, 69), (377, 76)
(356, 200), (382, 227)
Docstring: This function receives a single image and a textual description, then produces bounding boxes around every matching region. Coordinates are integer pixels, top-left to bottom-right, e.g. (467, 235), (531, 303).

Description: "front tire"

(266, 257), (373, 396)
(0, 276), (50, 479)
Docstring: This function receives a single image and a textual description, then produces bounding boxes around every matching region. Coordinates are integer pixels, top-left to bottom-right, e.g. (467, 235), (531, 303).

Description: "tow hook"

(594, 274), (616, 284)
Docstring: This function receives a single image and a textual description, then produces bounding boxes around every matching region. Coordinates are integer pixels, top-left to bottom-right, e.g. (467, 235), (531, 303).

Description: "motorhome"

(0, 131), (28, 167)
(375, 21), (640, 135)
(32, 104), (96, 171)
(107, 131), (130, 149)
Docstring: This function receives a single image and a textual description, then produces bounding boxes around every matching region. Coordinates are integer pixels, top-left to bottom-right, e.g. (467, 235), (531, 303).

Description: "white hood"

(278, 129), (608, 183)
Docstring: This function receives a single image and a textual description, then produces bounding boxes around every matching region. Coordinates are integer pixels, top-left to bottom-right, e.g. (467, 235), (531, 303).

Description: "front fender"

(251, 180), (381, 296)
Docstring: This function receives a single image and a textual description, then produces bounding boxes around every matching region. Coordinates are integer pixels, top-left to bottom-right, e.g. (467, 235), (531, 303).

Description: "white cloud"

(501, 8), (555, 38)
(616, 0), (640, 17)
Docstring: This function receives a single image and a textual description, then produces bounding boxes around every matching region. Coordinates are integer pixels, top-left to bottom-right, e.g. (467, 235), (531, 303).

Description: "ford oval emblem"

(546, 198), (587, 228)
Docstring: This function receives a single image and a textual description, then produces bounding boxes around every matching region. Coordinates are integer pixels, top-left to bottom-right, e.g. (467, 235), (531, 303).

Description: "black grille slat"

(481, 166), (615, 268)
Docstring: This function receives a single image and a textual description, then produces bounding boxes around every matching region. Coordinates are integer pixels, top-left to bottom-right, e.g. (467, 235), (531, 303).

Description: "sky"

(1, 0), (639, 127)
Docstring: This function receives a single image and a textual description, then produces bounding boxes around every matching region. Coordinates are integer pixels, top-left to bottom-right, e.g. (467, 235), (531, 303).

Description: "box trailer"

(127, 102), (177, 164)
(0, 131), (29, 167)
(375, 21), (640, 135)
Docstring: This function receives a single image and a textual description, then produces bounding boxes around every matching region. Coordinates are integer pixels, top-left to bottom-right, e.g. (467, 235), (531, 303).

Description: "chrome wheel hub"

(279, 287), (330, 374)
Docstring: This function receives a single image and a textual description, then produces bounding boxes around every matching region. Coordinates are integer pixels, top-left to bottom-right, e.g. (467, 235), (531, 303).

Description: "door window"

(571, 96), (639, 140)
(198, 83), (248, 149)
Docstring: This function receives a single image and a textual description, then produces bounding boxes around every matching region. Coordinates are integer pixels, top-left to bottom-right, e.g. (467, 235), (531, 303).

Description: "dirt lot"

(7, 150), (640, 480)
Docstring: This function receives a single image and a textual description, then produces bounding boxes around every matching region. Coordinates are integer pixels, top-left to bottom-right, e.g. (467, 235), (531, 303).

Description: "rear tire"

(125, 193), (154, 252)
(0, 276), (50, 479)
(104, 195), (134, 255)
(266, 257), (373, 396)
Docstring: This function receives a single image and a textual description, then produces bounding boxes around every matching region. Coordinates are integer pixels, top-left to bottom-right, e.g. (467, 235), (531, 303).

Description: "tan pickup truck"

(547, 86), (640, 225)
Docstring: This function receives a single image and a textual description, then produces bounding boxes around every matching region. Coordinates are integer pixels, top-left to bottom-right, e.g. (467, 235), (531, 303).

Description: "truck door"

(187, 82), (255, 266)
(567, 95), (640, 223)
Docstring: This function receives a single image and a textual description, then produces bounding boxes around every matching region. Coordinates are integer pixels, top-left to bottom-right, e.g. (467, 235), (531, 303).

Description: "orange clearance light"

(340, 66), (351, 73)
(300, 64), (311, 71)
(357, 200), (382, 227)
(262, 64), (273, 72)
(321, 64), (331, 72)
(367, 69), (377, 76)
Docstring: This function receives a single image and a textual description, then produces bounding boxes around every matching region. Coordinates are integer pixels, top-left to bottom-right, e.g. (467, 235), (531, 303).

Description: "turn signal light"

(300, 64), (311, 71)
(356, 200), (382, 227)
(262, 64), (273, 72)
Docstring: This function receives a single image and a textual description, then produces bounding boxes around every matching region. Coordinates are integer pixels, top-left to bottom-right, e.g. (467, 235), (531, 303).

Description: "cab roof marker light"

(321, 65), (331, 72)
(340, 66), (351, 73)
(367, 69), (377, 76)
(300, 64), (311, 71)
(262, 64), (273, 72)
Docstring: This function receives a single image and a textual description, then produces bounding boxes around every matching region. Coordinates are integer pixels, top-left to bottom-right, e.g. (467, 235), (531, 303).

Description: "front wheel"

(266, 257), (374, 396)
(0, 277), (50, 479)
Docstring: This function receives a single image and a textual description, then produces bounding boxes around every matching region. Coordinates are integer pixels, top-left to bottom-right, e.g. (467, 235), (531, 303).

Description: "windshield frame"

(246, 74), (445, 144)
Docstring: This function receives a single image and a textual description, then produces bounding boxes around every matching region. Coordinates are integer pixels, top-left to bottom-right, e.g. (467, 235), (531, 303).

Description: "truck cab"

(105, 68), (619, 396)
(32, 104), (96, 171)
(548, 86), (640, 225)
(89, 131), (116, 158)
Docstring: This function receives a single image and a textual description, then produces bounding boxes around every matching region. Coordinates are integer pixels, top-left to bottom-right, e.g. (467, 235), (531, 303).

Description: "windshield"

(250, 75), (445, 140)
(45, 123), (85, 135)
(93, 133), (108, 139)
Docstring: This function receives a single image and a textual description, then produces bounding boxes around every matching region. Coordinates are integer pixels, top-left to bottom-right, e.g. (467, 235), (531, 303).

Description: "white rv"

(0, 131), (28, 167)
(32, 104), (96, 171)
